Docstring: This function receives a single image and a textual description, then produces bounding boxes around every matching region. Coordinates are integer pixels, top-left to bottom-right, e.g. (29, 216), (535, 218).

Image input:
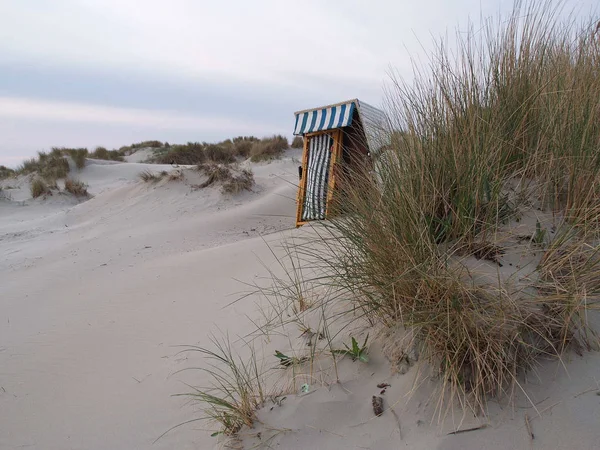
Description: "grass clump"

(30, 178), (51, 198)
(250, 135), (288, 162)
(222, 169), (254, 194)
(54, 147), (89, 169)
(119, 140), (164, 155)
(153, 142), (206, 165)
(90, 147), (124, 161)
(195, 164), (254, 194)
(291, 136), (303, 149)
(0, 165), (15, 180)
(232, 136), (260, 158)
(263, 1), (600, 415)
(138, 170), (164, 183)
(64, 177), (89, 196)
(174, 337), (266, 438)
(204, 143), (236, 164)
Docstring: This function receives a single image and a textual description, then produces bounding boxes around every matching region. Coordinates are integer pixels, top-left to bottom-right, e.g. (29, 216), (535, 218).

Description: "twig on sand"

(573, 387), (599, 398)
(447, 424), (488, 435)
(390, 408), (403, 440)
(524, 413), (534, 440)
(306, 425), (344, 438)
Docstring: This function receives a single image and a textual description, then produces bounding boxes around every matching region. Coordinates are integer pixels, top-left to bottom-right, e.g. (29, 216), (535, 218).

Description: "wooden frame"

(295, 129), (343, 227)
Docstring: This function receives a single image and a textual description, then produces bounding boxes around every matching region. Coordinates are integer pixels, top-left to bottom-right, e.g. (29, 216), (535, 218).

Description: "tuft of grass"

(0, 165), (15, 180)
(205, 143), (236, 164)
(175, 336), (266, 438)
(291, 136), (303, 149)
(332, 335), (369, 363)
(90, 147), (124, 161)
(58, 148), (89, 169)
(153, 142), (206, 165)
(250, 135), (288, 162)
(222, 169), (255, 194)
(196, 163), (233, 188)
(259, 0), (600, 416)
(232, 136), (259, 158)
(138, 170), (164, 183)
(30, 178), (51, 198)
(274, 350), (309, 368)
(64, 177), (89, 196)
(167, 170), (184, 181)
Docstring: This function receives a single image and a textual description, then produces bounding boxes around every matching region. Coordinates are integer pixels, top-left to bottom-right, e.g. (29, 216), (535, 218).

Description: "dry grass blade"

(173, 334), (267, 439)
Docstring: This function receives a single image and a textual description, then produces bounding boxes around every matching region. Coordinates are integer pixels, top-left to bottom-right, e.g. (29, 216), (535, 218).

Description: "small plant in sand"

(222, 169), (254, 194)
(30, 178), (51, 198)
(138, 170), (164, 183)
(332, 335), (369, 363)
(194, 164), (255, 194)
(167, 170), (184, 181)
(532, 220), (547, 246)
(167, 336), (267, 440)
(274, 350), (309, 368)
(64, 177), (89, 196)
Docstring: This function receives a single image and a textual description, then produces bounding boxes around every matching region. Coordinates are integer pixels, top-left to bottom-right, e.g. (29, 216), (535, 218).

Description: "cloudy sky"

(0, 0), (596, 166)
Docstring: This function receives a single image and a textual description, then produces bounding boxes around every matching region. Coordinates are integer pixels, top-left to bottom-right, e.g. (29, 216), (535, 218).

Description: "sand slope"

(2, 150), (600, 450)
(0, 153), (301, 450)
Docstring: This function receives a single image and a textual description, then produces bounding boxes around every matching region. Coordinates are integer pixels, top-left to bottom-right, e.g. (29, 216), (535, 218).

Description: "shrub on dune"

(54, 148), (89, 169)
(249, 135), (288, 162)
(291, 136), (303, 149)
(90, 147), (124, 161)
(64, 177), (89, 196)
(232, 136), (260, 158)
(222, 169), (254, 194)
(253, 0), (600, 416)
(0, 165), (15, 180)
(138, 170), (163, 183)
(204, 143), (236, 164)
(154, 142), (206, 165)
(30, 178), (51, 198)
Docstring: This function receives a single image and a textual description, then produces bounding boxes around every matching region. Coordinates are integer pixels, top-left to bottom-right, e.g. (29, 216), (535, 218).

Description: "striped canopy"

(293, 101), (356, 135)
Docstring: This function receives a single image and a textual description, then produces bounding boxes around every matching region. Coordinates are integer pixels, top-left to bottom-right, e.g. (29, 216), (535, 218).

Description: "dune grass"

(204, 143), (236, 164)
(90, 147), (124, 162)
(171, 336), (266, 439)
(222, 169), (255, 194)
(250, 135), (288, 162)
(182, 3), (600, 438)
(281, 1), (600, 412)
(30, 178), (51, 198)
(138, 170), (164, 183)
(291, 136), (303, 149)
(64, 177), (89, 196)
(152, 142), (206, 165)
(0, 165), (15, 180)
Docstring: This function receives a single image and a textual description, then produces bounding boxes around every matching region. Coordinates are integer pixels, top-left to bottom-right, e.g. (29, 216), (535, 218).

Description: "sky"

(0, 0), (597, 167)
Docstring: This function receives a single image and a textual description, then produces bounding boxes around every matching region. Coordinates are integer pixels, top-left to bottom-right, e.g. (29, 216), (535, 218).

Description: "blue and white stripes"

(293, 102), (355, 135)
(302, 133), (332, 221)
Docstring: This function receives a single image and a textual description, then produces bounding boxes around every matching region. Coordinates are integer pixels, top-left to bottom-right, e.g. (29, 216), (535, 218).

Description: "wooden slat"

(295, 135), (310, 227)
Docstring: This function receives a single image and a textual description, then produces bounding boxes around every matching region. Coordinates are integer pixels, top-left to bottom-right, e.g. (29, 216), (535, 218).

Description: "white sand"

(2, 152), (600, 450)
(0, 153), (301, 450)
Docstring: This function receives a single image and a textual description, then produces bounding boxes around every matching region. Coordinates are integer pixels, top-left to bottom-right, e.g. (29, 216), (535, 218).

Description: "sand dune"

(0, 152), (300, 450)
(2, 150), (600, 450)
